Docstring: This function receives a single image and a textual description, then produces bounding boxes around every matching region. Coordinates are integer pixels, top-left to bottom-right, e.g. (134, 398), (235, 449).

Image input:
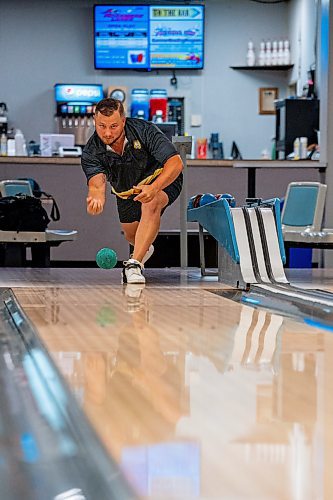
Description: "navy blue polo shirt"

(81, 118), (181, 195)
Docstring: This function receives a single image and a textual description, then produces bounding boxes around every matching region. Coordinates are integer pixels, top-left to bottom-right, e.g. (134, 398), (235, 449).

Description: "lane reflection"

(15, 285), (333, 499)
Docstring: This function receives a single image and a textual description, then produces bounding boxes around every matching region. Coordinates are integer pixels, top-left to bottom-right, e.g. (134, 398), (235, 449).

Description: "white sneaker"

(130, 245), (154, 266)
(122, 259), (146, 284)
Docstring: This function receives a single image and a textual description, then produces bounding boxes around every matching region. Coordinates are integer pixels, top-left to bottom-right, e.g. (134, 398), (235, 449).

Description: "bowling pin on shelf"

(278, 40), (284, 65)
(265, 41), (272, 66)
(283, 40), (291, 65)
(271, 41), (278, 66)
(247, 41), (256, 67)
(258, 41), (266, 67)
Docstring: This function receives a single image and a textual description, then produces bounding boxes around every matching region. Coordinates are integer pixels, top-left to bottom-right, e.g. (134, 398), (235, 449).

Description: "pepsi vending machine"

(54, 84), (104, 145)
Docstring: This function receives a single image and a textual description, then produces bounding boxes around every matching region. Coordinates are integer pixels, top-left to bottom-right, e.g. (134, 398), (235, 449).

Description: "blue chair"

(0, 179), (33, 197)
(281, 182), (333, 268)
(281, 182), (327, 234)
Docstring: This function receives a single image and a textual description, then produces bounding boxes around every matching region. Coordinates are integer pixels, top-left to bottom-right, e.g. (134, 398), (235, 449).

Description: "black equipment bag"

(0, 195), (51, 232)
(18, 178), (60, 222)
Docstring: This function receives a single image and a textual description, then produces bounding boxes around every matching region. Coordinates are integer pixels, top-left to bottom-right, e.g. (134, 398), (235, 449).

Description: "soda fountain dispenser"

(130, 89), (150, 120)
(54, 84), (104, 145)
(149, 89), (168, 122)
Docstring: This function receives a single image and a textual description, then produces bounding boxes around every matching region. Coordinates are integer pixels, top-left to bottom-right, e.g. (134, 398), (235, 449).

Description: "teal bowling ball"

(96, 248), (117, 269)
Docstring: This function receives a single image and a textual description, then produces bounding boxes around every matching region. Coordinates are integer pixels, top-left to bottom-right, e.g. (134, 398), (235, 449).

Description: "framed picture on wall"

(259, 87), (278, 115)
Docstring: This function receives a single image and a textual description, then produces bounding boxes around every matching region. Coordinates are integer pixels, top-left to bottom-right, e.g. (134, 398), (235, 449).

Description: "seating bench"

(0, 229), (77, 267)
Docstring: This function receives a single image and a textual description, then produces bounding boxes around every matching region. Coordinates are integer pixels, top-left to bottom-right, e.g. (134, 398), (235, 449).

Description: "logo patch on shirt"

(133, 140), (141, 150)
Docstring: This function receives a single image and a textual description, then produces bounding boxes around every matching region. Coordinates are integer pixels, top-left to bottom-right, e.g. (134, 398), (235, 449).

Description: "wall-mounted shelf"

(230, 65), (294, 71)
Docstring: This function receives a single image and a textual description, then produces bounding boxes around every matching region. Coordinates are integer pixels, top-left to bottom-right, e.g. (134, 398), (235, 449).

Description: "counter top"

(189, 159), (327, 168)
(0, 157), (326, 169)
(0, 157), (233, 166)
(234, 160), (327, 169)
(0, 156), (80, 165)
(187, 159), (233, 167)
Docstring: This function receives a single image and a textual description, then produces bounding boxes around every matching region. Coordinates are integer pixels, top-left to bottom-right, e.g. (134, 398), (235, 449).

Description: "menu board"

(94, 4), (204, 70)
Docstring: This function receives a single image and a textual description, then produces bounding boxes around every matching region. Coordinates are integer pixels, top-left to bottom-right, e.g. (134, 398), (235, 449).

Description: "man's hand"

(86, 194), (105, 215)
(133, 184), (159, 203)
(87, 173), (107, 215)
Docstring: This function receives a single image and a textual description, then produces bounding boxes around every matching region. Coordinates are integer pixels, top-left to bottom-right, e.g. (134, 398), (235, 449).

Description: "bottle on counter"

(7, 139), (15, 156)
(196, 138), (208, 159)
(293, 137), (300, 160)
(0, 133), (7, 156)
(153, 110), (164, 123)
(136, 110), (145, 119)
(14, 129), (27, 156)
(300, 137), (308, 159)
(191, 135), (196, 159)
(271, 137), (276, 160)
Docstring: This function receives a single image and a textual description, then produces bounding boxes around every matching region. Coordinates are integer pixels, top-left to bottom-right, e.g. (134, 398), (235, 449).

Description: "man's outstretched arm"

(87, 173), (106, 215)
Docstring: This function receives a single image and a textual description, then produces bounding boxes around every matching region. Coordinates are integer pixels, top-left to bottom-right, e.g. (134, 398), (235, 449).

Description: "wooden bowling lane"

(12, 268), (333, 500)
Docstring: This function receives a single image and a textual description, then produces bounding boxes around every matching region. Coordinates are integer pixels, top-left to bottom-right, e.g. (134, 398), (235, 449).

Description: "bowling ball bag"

(0, 195), (50, 232)
(18, 178), (60, 221)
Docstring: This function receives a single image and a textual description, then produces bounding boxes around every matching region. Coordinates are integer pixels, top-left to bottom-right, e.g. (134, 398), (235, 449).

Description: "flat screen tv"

(94, 4), (205, 70)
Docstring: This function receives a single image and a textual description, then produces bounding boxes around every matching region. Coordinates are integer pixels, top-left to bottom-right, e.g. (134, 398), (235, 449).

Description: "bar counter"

(0, 156), (234, 166)
(0, 156), (326, 169)
(0, 157), (326, 262)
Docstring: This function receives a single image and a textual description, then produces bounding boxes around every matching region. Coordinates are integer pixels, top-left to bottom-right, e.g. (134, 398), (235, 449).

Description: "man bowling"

(81, 98), (183, 284)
